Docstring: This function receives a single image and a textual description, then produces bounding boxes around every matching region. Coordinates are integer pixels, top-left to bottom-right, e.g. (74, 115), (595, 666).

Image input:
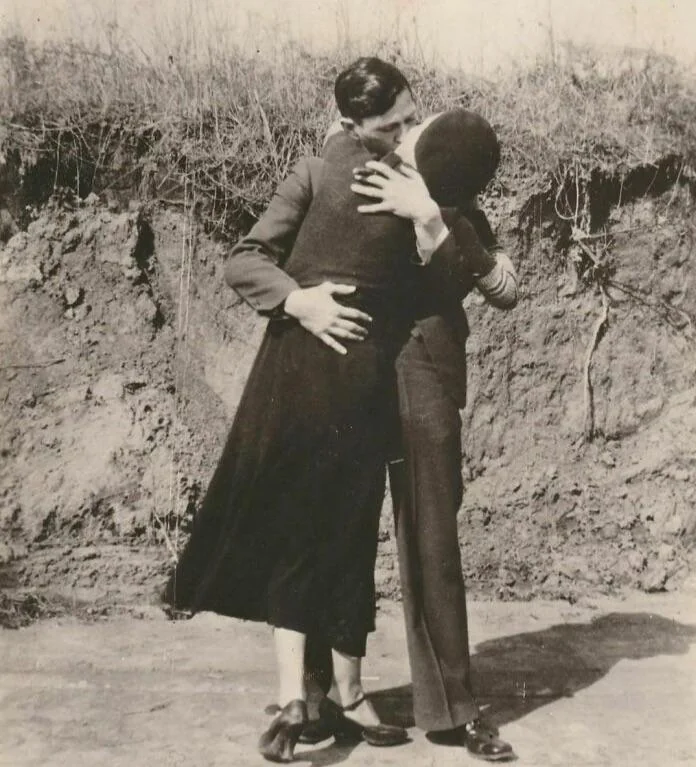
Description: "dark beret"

(415, 109), (500, 206)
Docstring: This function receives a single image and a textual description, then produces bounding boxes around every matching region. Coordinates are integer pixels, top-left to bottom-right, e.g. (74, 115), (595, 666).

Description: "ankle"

(325, 681), (341, 706)
(342, 696), (380, 727)
(336, 684), (365, 708)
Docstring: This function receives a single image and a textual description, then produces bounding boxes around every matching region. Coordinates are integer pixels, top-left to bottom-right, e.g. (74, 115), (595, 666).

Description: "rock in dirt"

(64, 286), (83, 307)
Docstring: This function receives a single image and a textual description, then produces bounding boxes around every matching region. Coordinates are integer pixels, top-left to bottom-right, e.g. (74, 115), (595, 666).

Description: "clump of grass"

(0, 590), (64, 628)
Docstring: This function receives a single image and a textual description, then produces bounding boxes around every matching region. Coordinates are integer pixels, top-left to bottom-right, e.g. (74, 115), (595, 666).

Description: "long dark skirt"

(163, 317), (399, 657)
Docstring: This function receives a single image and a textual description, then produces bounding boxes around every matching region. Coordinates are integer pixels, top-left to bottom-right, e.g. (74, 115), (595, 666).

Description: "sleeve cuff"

(415, 218), (449, 265)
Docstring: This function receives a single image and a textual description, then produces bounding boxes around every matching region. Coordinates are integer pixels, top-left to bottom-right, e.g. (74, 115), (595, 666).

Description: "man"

(226, 58), (517, 762)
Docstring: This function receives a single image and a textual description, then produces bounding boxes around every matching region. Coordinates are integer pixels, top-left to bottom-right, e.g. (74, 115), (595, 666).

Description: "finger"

(356, 202), (391, 214)
(362, 160), (400, 179)
(331, 319), (369, 337)
(329, 326), (367, 341)
(352, 167), (390, 185)
(326, 283), (357, 295)
(337, 307), (373, 323)
(352, 173), (390, 189)
(350, 183), (387, 199)
(397, 164), (422, 179)
(319, 333), (347, 355)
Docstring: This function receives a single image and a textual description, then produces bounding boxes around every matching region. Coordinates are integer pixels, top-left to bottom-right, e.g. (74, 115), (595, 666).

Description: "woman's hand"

(351, 161), (440, 225)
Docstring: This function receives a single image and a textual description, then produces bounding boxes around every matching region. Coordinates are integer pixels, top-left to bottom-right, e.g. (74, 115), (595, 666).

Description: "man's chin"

(362, 138), (397, 158)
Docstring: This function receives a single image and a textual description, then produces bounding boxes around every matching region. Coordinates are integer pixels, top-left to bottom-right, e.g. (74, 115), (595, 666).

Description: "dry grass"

(1, 25), (695, 235)
(0, 590), (65, 628)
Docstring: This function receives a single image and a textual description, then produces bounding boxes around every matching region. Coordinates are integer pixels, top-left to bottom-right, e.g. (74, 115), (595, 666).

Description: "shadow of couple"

(296, 609), (696, 765)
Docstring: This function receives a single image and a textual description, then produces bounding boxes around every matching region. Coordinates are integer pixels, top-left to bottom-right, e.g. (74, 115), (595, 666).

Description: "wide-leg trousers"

(390, 332), (479, 732)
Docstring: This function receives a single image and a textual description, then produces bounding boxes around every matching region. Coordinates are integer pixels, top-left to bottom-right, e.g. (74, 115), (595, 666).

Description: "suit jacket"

(225, 157), (501, 408)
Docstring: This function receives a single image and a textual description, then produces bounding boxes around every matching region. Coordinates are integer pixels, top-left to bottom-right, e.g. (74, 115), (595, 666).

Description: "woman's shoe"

(298, 716), (335, 745)
(319, 695), (408, 747)
(258, 699), (308, 763)
(264, 703), (334, 744)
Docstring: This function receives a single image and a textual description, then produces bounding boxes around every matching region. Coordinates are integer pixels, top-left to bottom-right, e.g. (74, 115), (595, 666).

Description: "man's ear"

(340, 117), (358, 136)
(323, 118), (344, 146)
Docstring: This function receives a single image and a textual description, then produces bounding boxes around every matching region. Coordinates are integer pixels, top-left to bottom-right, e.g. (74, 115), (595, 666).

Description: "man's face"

(394, 112), (441, 167)
(343, 89), (419, 156)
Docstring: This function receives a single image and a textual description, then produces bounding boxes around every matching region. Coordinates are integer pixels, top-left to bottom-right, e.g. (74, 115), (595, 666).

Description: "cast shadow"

(292, 730), (413, 766)
(369, 611), (696, 730)
(293, 741), (362, 767)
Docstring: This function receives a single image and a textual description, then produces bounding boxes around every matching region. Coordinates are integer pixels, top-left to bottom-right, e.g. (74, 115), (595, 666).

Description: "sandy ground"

(1, 592), (695, 767)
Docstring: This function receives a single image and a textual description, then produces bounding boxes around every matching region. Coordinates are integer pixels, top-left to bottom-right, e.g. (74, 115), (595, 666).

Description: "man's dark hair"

(334, 57), (412, 122)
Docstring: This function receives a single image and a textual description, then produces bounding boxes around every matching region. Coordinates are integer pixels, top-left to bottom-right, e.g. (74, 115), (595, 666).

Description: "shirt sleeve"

(475, 249), (519, 309)
(455, 207), (519, 308)
(414, 219), (449, 264)
(427, 206), (519, 310)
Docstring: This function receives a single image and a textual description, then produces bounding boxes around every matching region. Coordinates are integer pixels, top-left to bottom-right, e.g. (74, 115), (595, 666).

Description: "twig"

(582, 288), (610, 443)
(572, 233), (599, 262)
(123, 701), (172, 717)
(1, 358), (66, 370)
(24, 388), (59, 400)
(608, 280), (694, 337)
(253, 89), (279, 176)
(152, 513), (179, 562)
(572, 226), (649, 241)
(662, 161), (684, 212)
(53, 129), (62, 192)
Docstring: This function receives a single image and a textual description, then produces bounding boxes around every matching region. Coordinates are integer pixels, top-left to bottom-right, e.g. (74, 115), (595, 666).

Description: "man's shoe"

(463, 719), (515, 762)
(428, 720), (514, 762)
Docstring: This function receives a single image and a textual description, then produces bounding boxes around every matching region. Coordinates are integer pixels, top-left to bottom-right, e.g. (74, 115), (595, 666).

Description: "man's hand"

(351, 160), (440, 225)
(283, 282), (372, 355)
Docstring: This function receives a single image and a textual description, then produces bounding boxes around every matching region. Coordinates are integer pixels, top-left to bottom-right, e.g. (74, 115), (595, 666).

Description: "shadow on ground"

(370, 612), (696, 729)
(291, 741), (363, 767)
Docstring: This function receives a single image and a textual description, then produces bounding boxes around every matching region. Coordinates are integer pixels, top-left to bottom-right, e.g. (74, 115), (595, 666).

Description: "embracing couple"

(163, 57), (518, 763)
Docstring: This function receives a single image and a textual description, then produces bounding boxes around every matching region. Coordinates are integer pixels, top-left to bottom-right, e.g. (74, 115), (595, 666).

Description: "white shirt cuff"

(414, 222), (449, 264)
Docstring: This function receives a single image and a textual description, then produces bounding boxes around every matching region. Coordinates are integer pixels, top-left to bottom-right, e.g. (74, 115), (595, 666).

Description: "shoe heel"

(258, 700), (307, 763)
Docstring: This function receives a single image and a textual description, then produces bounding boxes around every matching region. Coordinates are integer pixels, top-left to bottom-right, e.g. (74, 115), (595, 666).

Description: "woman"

(164, 127), (420, 761)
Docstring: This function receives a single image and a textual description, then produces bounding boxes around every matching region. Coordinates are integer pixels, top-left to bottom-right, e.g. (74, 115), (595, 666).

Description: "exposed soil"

(0, 150), (695, 614)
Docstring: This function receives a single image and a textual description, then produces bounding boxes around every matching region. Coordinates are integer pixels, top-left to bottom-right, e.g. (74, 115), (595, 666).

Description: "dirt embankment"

(0, 150), (694, 609)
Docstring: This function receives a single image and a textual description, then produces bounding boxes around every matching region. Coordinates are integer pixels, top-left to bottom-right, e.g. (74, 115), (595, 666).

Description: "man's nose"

(394, 124), (407, 145)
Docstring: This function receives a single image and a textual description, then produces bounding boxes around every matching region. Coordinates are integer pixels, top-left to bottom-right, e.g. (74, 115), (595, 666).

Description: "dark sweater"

(283, 132), (420, 318)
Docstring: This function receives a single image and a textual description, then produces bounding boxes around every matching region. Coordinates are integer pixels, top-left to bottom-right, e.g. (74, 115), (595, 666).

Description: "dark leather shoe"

(298, 716), (334, 745)
(319, 696), (408, 747)
(463, 719), (515, 762)
(258, 699), (308, 763)
(428, 720), (514, 762)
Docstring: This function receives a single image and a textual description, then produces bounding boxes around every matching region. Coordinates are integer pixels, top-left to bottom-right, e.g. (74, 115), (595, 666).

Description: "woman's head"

(397, 109), (500, 206)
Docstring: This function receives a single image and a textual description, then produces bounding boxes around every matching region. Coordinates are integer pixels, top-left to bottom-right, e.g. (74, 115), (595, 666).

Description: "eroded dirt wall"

(0, 172), (694, 604)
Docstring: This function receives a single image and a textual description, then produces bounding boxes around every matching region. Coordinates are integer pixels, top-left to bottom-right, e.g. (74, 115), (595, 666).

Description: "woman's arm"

(350, 160), (518, 310)
(440, 209), (519, 310)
